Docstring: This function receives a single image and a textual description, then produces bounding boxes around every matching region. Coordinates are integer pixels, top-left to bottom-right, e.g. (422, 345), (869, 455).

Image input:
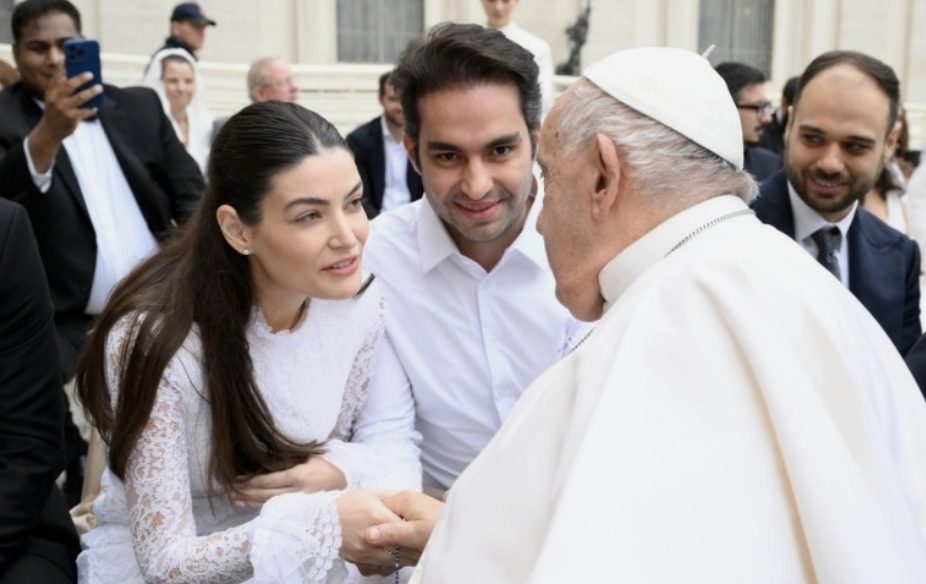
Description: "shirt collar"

(380, 115), (401, 146)
(787, 180), (857, 244)
(416, 194), (547, 274)
(598, 195), (749, 312)
(417, 198), (461, 273)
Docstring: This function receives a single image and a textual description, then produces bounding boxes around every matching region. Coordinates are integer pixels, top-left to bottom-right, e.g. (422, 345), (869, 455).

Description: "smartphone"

(63, 38), (104, 110)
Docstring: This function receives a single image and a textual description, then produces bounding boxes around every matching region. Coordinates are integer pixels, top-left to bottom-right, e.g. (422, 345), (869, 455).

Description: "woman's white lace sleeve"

(106, 320), (347, 583)
(325, 331), (422, 491)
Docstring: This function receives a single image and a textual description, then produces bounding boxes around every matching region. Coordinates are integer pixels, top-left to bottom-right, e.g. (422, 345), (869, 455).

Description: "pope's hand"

(337, 489), (404, 570)
(364, 490), (444, 566)
(233, 456), (347, 508)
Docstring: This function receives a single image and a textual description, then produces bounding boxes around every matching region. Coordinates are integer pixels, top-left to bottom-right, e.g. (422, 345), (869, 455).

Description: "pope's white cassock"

(411, 194), (926, 583)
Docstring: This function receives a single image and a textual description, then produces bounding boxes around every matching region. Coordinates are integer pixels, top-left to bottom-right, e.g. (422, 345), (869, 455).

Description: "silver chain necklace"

(566, 209), (753, 358)
(666, 209), (754, 256)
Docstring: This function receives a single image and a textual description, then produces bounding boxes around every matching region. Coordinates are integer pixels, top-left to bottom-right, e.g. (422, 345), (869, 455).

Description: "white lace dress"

(77, 280), (421, 583)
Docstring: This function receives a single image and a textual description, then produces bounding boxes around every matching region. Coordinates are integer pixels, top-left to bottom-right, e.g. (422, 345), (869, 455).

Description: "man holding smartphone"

(0, 0), (204, 508)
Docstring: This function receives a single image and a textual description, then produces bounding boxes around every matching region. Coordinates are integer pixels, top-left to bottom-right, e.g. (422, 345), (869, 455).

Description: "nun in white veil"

(142, 48), (214, 174)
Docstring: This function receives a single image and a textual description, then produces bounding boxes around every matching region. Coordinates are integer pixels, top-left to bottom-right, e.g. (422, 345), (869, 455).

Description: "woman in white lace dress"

(75, 102), (420, 583)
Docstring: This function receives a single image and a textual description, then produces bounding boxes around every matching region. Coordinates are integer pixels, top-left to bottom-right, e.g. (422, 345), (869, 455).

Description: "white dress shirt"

(364, 196), (583, 490)
(499, 23), (554, 115)
(788, 181), (857, 287)
(380, 115), (413, 213)
(25, 115), (159, 314)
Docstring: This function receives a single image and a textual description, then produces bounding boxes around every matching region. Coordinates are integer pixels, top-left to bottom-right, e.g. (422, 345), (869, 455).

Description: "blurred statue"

(556, 2), (591, 75)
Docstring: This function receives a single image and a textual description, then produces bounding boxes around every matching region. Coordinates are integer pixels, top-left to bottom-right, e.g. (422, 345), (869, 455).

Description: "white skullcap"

(583, 47), (744, 169)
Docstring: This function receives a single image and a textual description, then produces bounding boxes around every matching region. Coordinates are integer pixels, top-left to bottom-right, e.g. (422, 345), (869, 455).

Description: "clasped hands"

(233, 458), (443, 575)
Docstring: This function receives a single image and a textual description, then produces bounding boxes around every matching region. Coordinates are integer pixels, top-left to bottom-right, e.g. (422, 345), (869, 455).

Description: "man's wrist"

(26, 122), (61, 174)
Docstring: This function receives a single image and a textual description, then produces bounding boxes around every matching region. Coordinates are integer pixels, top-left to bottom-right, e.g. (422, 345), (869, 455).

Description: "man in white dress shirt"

(363, 23), (581, 496)
(481, 0), (554, 115)
(362, 47), (926, 583)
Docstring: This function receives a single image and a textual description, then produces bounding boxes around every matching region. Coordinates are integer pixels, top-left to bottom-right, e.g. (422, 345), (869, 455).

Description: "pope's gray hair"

(555, 79), (758, 204)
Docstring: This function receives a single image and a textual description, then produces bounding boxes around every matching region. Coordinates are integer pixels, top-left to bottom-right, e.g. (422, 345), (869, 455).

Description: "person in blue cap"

(152, 2), (216, 62)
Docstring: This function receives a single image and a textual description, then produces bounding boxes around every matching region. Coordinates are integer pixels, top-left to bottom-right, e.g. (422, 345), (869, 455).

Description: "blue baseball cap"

(170, 2), (216, 26)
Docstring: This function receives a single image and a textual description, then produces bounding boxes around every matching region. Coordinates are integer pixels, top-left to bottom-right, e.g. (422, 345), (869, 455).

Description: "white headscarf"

(142, 48), (214, 175)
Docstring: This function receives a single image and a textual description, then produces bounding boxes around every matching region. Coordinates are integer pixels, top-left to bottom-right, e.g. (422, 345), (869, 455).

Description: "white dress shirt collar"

(787, 180), (855, 286)
(416, 194), (546, 274)
(599, 195), (750, 311)
(787, 180), (857, 244)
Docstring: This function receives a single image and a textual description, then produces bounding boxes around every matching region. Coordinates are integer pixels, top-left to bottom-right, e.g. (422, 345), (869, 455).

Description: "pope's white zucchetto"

(583, 47), (744, 170)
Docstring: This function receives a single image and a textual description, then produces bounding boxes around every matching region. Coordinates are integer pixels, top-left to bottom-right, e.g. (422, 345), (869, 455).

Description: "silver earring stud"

(241, 249), (250, 255)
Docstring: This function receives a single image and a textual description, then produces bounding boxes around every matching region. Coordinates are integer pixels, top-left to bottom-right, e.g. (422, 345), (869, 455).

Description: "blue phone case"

(63, 39), (104, 110)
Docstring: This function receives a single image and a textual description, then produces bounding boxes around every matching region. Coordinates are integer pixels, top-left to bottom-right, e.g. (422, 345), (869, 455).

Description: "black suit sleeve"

(905, 333), (926, 401)
(0, 114), (45, 208)
(346, 130), (378, 219)
(0, 202), (65, 571)
(900, 239), (922, 355)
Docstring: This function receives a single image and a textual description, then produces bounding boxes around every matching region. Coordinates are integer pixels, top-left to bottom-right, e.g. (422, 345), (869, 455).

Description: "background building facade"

(1, 0), (924, 148)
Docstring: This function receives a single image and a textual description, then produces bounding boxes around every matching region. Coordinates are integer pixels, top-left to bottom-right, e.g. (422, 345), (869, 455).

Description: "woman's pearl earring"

(241, 249), (250, 256)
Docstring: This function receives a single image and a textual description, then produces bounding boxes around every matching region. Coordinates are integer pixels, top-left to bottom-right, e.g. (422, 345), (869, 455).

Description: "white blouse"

(77, 280), (421, 583)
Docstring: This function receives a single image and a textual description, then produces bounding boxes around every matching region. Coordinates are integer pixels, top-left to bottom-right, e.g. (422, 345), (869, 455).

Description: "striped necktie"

(810, 226), (841, 280)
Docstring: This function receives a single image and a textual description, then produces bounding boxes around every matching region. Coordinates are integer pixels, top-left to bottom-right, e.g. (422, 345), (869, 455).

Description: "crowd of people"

(2, 0), (926, 583)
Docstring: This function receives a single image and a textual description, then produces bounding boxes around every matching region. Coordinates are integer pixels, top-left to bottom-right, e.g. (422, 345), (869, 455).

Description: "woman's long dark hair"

(77, 101), (348, 495)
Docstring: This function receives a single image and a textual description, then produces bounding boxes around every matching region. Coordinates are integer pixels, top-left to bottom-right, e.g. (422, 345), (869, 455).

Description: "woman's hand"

(337, 489), (403, 570)
(234, 456), (347, 508)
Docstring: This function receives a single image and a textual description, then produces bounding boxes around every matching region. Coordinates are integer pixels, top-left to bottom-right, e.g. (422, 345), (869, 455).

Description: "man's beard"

(785, 161), (879, 216)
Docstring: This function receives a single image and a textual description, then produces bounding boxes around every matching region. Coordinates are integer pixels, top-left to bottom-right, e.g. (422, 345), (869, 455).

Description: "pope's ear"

(591, 133), (621, 221)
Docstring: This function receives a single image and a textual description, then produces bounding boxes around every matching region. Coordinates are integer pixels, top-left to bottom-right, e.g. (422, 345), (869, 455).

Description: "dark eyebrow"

(797, 124), (876, 146)
(283, 181), (362, 210)
(426, 141), (460, 152)
(844, 136), (877, 147)
(486, 133), (523, 150)
(796, 124), (823, 134)
(425, 132), (523, 153)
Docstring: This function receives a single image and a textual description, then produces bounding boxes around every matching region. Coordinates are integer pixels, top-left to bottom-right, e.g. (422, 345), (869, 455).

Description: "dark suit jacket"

(0, 82), (204, 376)
(904, 334), (926, 400)
(346, 116), (423, 219)
(744, 146), (782, 182)
(756, 113), (786, 154)
(0, 198), (79, 580)
(754, 170), (922, 354)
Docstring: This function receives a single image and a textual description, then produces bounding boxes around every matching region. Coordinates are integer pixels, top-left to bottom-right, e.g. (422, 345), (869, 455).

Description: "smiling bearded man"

(754, 51), (921, 355)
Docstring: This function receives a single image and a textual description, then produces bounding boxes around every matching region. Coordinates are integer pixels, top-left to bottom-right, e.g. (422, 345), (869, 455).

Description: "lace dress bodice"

(77, 281), (421, 583)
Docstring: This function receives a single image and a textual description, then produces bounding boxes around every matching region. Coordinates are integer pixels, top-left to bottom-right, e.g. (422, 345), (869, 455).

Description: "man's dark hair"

(12, 0), (81, 43)
(781, 76), (799, 108)
(714, 62), (767, 102)
(378, 71), (392, 98)
(794, 50), (900, 135)
(392, 22), (541, 157)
